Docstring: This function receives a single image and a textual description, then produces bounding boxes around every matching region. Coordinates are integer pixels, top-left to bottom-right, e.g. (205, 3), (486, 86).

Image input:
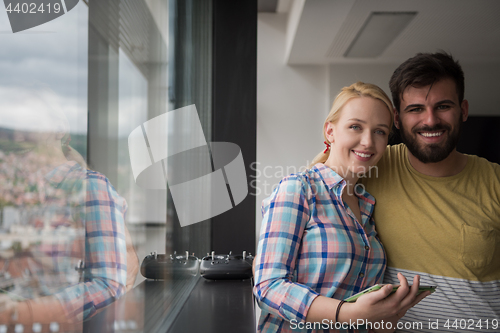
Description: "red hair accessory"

(323, 141), (331, 153)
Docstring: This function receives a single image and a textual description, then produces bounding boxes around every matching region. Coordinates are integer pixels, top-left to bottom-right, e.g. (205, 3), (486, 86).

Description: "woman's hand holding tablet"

(345, 284), (436, 302)
(329, 273), (433, 332)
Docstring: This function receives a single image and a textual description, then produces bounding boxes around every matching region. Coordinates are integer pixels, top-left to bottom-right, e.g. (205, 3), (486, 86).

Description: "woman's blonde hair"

(309, 81), (394, 167)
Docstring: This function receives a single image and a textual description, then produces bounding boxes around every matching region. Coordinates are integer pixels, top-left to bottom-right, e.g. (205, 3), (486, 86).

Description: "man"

(361, 52), (500, 332)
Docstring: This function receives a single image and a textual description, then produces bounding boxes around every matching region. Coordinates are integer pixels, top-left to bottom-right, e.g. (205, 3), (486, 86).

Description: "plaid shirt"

(42, 161), (128, 321)
(254, 164), (386, 332)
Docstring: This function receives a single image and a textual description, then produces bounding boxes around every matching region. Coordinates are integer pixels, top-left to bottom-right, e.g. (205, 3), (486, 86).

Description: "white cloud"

(0, 3), (88, 101)
(0, 86), (87, 133)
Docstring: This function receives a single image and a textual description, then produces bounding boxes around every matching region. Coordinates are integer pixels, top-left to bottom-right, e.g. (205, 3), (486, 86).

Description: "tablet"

(344, 284), (437, 302)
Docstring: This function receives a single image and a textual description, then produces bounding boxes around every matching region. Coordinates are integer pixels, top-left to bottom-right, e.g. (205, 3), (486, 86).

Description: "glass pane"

(0, 2), (88, 331)
(0, 0), (214, 331)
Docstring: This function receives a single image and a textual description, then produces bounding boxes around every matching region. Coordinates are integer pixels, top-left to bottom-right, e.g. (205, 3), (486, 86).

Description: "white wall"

(329, 63), (500, 115)
(256, 13), (328, 240)
(329, 63), (395, 107)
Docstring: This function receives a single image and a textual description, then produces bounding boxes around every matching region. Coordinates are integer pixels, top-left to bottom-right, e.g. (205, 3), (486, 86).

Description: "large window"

(0, 0), (256, 331)
(0, 2), (89, 331)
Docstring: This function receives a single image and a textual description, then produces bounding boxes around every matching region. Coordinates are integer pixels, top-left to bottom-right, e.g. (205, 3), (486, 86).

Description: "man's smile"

(418, 131), (444, 138)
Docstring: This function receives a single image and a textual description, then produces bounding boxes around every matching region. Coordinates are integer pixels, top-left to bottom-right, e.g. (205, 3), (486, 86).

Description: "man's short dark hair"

(389, 52), (465, 112)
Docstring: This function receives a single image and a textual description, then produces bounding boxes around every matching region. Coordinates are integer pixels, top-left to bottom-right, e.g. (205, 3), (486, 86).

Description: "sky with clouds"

(0, 1), (165, 139)
(0, 2), (88, 134)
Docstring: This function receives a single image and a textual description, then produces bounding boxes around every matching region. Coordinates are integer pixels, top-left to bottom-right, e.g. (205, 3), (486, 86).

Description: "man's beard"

(399, 120), (462, 164)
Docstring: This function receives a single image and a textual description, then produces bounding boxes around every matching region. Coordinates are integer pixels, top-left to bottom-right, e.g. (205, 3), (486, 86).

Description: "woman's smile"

(352, 150), (375, 161)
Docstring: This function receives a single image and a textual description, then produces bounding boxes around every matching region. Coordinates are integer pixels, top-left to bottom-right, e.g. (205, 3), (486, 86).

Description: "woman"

(0, 88), (138, 325)
(253, 82), (430, 333)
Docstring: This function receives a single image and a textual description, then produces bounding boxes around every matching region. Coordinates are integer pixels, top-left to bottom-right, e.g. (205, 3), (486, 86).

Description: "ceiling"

(278, 0), (500, 65)
(258, 0), (291, 13)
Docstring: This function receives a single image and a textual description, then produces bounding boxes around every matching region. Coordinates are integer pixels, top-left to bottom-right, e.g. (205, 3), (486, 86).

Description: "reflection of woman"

(254, 82), (430, 333)
(0, 89), (138, 325)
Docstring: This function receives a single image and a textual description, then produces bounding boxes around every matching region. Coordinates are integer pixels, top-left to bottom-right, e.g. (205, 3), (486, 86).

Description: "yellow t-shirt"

(361, 143), (500, 281)
(360, 144), (500, 332)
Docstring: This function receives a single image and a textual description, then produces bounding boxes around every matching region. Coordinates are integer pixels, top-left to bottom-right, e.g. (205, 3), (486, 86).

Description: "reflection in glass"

(0, 2), (92, 330)
(0, 87), (138, 331)
(0, 0), (215, 331)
